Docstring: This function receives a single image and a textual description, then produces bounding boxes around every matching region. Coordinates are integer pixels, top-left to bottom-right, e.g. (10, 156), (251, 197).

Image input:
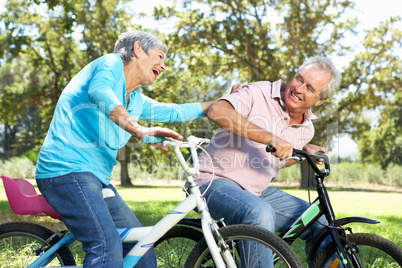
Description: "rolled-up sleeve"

(221, 84), (256, 118)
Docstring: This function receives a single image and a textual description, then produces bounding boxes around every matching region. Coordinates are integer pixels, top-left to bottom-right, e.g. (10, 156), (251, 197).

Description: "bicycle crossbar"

(123, 194), (198, 267)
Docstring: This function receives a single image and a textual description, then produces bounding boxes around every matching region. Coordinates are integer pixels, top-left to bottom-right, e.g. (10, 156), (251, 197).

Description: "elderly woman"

(35, 29), (216, 267)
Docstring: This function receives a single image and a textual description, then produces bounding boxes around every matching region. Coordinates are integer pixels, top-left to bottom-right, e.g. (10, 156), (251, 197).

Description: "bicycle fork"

(198, 204), (236, 268)
(329, 227), (363, 268)
(196, 189), (236, 268)
(317, 177), (362, 268)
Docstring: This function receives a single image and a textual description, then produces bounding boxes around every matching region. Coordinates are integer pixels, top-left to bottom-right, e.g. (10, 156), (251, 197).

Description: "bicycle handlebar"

(266, 145), (330, 177)
(143, 135), (210, 177)
(143, 135), (166, 144)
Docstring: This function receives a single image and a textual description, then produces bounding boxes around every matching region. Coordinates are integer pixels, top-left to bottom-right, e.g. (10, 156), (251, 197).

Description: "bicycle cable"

(308, 159), (329, 228)
(180, 139), (215, 197)
(198, 146), (215, 197)
(308, 162), (312, 205)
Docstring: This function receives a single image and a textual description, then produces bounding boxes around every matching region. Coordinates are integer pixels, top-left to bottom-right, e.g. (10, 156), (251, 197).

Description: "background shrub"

(1, 156), (401, 188)
(0, 157), (36, 179)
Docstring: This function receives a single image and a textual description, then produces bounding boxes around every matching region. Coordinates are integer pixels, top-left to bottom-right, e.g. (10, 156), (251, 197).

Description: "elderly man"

(195, 56), (342, 265)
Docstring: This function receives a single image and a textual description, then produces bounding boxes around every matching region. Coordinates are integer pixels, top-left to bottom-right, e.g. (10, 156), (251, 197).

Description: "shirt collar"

(271, 79), (287, 106)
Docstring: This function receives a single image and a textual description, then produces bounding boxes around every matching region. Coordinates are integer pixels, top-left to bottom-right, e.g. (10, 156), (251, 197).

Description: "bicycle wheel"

(155, 226), (203, 268)
(312, 233), (402, 268)
(185, 224), (303, 268)
(0, 222), (76, 267)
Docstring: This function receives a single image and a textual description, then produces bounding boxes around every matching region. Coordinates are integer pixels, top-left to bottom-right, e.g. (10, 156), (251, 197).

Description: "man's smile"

(291, 91), (302, 101)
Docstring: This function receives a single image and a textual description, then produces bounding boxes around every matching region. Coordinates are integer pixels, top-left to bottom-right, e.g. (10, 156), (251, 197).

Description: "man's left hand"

(303, 144), (327, 164)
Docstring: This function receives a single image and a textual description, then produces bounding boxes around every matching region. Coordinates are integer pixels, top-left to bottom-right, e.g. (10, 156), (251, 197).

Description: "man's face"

(138, 47), (166, 86)
(284, 65), (331, 114)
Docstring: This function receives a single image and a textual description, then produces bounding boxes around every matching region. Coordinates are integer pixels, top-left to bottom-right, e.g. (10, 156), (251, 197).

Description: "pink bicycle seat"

(1, 176), (61, 220)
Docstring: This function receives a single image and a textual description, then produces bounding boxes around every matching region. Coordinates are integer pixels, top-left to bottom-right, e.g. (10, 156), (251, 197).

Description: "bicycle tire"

(0, 222), (76, 267)
(154, 225), (203, 268)
(184, 224), (303, 268)
(312, 232), (402, 268)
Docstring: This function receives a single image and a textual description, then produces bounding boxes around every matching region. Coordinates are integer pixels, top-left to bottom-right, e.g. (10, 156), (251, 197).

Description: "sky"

(1, 0), (400, 158)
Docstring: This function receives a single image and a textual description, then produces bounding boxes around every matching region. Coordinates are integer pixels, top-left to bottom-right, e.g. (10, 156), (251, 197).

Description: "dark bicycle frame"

(277, 149), (379, 268)
(176, 149), (380, 268)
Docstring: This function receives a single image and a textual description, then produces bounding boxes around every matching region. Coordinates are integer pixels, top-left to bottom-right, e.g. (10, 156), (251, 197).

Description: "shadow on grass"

(278, 185), (402, 194)
(0, 203), (66, 231)
(116, 184), (182, 190)
(126, 200), (199, 226)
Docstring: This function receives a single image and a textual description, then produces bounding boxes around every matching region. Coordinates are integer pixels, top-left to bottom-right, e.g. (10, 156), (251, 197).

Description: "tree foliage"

(154, 0), (357, 148)
(154, 0), (402, 164)
(0, 0), (134, 183)
(0, 0), (401, 182)
(358, 91), (402, 168)
(340, 17), (402, 166)
(340, 18), (402, 138)
(155, 0), (356, 81)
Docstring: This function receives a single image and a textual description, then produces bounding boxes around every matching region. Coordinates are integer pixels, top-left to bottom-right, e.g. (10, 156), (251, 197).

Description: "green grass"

(1, 182), (401, 266)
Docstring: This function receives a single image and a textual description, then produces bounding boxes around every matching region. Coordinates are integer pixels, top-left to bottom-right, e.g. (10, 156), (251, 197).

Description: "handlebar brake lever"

(285, 155), (305, 162)
(311, 150), (326, 162)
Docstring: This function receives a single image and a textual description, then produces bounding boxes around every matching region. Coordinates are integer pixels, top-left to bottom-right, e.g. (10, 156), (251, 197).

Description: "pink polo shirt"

(196, 80), (317, 196)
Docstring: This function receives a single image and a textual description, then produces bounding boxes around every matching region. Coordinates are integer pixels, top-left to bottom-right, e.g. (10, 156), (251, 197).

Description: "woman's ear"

(132, 42), (142, 58)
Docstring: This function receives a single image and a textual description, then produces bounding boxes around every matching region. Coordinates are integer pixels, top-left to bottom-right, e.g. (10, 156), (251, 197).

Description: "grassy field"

(1, 181), (401, 266)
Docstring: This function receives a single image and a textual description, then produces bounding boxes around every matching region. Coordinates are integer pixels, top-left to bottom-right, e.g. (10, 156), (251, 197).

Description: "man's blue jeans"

(36, 172), (156, 268)
(200, 178), (331, 265)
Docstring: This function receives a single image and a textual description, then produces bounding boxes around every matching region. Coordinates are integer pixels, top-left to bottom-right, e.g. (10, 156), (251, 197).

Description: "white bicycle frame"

(119, 136), (236, 267)
(28, 136), (235, 268)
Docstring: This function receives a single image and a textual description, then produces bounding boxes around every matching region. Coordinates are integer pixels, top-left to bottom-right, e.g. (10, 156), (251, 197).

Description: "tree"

(340, 17), (402, 168)
(153, 0), (402, 186)
(358, 92), (402, 168)
(153, 0), (357, 188)
(1, 0), (135, 184)
(339, 17), (402, 140)
(1, 0), (133, 120)
(0, 60), (44, 158)
(154, 0), (357, 148)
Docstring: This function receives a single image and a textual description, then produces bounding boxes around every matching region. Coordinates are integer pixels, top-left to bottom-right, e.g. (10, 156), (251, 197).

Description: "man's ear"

(132, 42), (142, 58)
(314, 98), (327, 106)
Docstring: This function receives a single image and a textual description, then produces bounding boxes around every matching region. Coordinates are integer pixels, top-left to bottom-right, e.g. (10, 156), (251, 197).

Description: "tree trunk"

(300, 160), (315, 189)
(119, 146), (132, 186)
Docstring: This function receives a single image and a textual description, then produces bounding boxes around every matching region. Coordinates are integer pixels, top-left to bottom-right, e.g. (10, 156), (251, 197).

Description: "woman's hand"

(109, 105), (183, 151)
(230, 83), (246, 94)
(139, 126), (183, 151)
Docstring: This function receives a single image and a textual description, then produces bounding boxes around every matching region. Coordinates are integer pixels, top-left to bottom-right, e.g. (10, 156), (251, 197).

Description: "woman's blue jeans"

(36, 172), (156, 268)
(200, 178), (331, 266)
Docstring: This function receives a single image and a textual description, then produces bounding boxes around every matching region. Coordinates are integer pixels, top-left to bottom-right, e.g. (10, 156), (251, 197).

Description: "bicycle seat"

(1, 176), (61, 220)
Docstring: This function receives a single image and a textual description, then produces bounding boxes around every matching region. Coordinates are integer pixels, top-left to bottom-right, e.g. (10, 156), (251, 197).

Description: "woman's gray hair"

(114, 29), (168, 62)
(298, 56), (342, 99)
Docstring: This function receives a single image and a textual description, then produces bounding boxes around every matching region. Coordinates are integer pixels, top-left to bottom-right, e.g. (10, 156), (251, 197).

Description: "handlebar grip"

(143, 135), (166, 144)
(266, 145), (276, 153)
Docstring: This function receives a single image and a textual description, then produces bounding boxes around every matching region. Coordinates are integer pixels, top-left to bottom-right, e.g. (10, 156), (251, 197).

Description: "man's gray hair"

(114, 29), (168, 62)
(298, 56), (342, 99)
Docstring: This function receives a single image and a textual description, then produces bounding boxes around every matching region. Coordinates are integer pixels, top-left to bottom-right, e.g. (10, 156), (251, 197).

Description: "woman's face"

(137, 47), (166, 86)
